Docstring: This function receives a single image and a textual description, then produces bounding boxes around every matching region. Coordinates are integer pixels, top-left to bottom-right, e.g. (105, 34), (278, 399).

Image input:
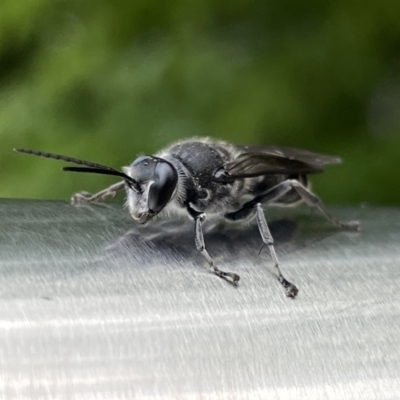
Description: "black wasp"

(15, 138), (360, 298)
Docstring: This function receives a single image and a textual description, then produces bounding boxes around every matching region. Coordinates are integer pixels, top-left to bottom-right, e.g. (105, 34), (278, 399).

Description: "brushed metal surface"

(0, 200), (399, 399)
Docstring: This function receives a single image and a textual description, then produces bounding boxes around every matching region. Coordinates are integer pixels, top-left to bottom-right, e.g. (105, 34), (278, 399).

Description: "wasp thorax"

(124, 156), (178, 224)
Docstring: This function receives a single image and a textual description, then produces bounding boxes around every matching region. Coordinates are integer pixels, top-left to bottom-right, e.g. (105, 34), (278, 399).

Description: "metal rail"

(0, 200), (399, 399)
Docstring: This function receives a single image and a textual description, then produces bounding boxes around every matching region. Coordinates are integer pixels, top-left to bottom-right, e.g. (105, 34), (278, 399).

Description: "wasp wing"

(214, 145), (341, 182)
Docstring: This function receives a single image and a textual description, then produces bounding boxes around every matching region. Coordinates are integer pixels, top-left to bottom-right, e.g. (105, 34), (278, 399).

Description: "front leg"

(192, 211), (240, 285)
(71, 181), (125, 205)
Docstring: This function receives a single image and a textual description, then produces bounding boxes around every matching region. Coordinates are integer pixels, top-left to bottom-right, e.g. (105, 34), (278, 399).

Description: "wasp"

(15, 138), (360, 298)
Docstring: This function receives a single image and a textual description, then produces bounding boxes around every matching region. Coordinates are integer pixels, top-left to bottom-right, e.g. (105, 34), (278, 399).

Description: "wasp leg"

(71, 181), (125, 205)
(255, 203), (298, 298)
(225, 182), (297, 296)
(225, 181), (293, 222)
(287, 180), (361, 231)
(226, 179), (360, 231)
(224, 179), (360, 297)
(194, 215), (240, 285)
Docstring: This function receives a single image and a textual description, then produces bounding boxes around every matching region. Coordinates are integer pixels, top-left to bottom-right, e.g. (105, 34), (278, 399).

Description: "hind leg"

(226, 179), (360, 231)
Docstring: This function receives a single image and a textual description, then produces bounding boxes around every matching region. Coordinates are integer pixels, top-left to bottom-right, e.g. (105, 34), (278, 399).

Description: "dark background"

(1, 0), (399, 204)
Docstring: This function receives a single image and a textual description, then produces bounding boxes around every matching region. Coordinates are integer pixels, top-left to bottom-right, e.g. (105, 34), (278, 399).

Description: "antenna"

(14, 148), (142, 193)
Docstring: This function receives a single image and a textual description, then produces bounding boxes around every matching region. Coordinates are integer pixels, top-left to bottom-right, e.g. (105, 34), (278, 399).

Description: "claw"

(285, 284), (299, 298)
(280, 277), (299, 298)
(70, 191), (93, 205)
(214, 270), (240, 286)
(232, 273), (240, 284)
(341, 220), (361, 231)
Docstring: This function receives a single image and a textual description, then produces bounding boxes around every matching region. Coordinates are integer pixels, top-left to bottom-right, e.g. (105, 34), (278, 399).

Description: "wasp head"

(124, 156), (178, 224)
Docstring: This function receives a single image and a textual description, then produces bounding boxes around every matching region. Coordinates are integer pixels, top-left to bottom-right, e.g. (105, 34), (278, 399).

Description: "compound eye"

(147, 161), (178, 213)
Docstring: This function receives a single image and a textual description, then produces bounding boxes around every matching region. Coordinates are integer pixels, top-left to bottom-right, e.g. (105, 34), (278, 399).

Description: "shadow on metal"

(106, 217), (299, 265)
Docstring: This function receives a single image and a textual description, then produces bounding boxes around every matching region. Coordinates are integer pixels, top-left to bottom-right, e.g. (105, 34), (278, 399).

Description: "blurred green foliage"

(0, 0), (399, 204)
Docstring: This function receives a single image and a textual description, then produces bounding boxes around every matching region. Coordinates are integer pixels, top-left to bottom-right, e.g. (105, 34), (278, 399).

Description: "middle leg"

(194, 214), (240, 285)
